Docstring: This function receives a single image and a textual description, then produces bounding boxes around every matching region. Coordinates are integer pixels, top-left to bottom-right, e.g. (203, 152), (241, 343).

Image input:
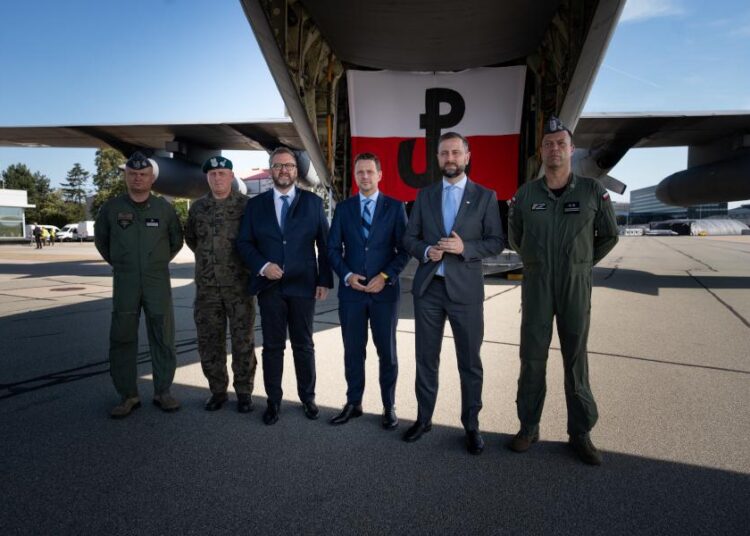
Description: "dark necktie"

(280, 195), (290, 232)
(362, 199), (373, 239)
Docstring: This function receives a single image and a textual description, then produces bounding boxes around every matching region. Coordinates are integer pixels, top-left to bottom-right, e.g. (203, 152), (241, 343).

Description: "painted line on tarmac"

(687, 270), (750, 329)
(655, 238), (718, 272)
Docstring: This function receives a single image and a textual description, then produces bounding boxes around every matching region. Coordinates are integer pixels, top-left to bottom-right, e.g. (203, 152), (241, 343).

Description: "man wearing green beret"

(95, 151), (184, 418)
(507, 116), (618, 465)
(185, 156), (258, 413)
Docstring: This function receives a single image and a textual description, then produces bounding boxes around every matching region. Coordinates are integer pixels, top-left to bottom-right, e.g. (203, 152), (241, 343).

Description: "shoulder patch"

(602, 192), (610, 201)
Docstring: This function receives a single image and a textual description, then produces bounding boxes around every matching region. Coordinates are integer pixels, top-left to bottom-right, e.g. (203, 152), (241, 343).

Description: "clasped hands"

(428, 231), (464, 261)
(347, 272), (387, 293)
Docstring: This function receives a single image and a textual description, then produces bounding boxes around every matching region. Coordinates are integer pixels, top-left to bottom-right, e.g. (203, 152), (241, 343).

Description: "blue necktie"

(443, 185), (458, 235)
(362, 199), (373, 239)
(280, 195), (290, 232)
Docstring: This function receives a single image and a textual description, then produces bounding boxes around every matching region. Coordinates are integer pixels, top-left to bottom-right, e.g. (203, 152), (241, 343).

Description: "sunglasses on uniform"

(271, 163), (297, 170)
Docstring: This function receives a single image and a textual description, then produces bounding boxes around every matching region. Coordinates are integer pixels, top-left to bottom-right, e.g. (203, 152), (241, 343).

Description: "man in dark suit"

(327, 153), (409, 429)
(402, 132), (505, 454)
(236, 147), (333, 425)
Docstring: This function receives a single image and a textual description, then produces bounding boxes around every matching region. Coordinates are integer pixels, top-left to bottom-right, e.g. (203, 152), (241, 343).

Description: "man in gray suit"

(402, 131), (505, 454)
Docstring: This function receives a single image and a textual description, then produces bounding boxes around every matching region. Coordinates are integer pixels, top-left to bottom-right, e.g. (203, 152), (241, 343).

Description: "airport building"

(0, 188), (35, 240)
(629, 185), (727, 224)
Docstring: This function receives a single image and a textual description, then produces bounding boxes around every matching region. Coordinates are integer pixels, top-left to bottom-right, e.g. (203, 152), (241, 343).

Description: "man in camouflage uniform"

(185, 156), (258, 413)
(94, 152), (184, 418)
(507, 116), (618, 465)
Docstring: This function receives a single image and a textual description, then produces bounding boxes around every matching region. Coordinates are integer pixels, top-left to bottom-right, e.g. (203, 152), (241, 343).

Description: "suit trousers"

(339, 297), (399, 408)
(257, 284), (316, 404)
(414, 278), (484, 431)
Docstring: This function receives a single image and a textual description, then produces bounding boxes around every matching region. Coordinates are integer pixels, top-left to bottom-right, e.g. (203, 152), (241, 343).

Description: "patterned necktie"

(362, 199), (373, 239)
(280, 195), (290, 232)
(443, 185), (458, 235)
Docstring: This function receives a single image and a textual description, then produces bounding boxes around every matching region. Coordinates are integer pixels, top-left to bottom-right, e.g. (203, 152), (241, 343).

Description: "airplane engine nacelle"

(656, 153), (750, 206)
(149, 156), (247, 198)
(150, 156), (209, 198)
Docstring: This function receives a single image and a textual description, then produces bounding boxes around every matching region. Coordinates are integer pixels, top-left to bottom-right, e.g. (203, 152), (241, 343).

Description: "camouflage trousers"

(194, 285), (257, 395)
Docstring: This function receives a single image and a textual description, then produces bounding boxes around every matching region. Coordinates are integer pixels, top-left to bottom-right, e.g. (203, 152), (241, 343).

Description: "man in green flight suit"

(95, 152), (184, 418)
(508, 116), (618, 465)
(185, 156), (258, 413)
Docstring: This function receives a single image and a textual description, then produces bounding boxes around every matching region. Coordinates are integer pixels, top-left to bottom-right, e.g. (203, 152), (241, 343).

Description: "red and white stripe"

(347, 67), (526, 201)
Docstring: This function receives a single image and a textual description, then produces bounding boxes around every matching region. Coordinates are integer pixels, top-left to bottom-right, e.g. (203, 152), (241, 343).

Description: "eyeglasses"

(271, 163), (297, 170)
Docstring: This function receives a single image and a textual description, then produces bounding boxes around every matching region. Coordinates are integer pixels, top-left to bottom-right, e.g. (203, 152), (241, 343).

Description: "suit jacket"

(328, 193), (409, 303)
(403, 178), (505, 304)
(236, 188), (334, 298)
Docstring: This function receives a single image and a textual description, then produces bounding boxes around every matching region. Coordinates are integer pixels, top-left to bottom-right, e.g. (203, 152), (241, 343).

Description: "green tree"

(2, 163), (51, 222)
(60, 163), (90, 204)
(91, 148), (126, 216)
(173, 198), (189, 229)
(41, 190), (85, 227)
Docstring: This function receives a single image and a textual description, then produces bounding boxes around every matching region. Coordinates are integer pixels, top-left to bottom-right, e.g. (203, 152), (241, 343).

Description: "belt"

(433, 274), (445, 281)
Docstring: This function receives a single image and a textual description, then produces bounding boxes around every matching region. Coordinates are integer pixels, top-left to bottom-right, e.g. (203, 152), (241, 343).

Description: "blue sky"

(0, 0), (748, 206)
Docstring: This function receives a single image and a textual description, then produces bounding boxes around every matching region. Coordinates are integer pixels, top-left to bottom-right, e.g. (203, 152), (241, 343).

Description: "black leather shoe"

(263, 401), (280, 425)
(381, 407), (398, 430)
(237, 394), (253, 413)
(465, 430), (485, 455)
(402, 421), (432, 443)
(330, 403), (363, 425)
(303, 400), (320, 420)
(204, 392), (228, 411)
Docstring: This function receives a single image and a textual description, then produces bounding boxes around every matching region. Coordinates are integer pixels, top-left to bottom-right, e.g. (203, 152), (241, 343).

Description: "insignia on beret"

(543, 115), (572, 136)
(202, 156), (233, 173)
(125, 151), (152, 170)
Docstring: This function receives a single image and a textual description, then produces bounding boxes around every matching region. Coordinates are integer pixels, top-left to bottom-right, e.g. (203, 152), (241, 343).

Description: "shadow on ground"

(1, 380), (747, 535)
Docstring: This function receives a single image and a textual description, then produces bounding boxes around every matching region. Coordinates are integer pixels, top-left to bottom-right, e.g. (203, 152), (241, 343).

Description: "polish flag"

(347, 67), (526, 201)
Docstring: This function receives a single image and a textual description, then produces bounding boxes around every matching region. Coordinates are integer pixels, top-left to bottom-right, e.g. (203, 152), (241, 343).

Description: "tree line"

(1, 148), (189, 228)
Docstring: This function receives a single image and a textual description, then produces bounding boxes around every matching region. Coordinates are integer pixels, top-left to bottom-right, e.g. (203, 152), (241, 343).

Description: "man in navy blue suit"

(327, 153), (409, 429)
(236, 147), (333, 425)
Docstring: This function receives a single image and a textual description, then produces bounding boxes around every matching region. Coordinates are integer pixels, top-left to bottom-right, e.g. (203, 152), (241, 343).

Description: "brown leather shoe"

(508, 430), (540, 453)
(569, 433), (602, 465)
(153, 392), (180, 412)
(110, 397), (141, 419)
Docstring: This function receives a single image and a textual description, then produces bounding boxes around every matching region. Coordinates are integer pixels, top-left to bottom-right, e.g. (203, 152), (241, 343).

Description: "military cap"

(202, 156), (233, 173)
(125, 151), (153, 170)
(544, 115), (572, 136)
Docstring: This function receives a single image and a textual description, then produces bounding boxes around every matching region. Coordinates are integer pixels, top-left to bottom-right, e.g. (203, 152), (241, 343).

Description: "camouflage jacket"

(185, 189), (249, 287)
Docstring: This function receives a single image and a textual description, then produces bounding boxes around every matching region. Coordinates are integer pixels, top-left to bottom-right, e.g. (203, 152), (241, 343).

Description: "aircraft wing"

(573, 111), (750, 204)
(574, 111), (750, 150)
(0, 120), (302, 154)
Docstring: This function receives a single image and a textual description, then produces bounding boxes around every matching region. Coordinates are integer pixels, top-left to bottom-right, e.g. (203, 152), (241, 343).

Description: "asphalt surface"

(1, 237), (749, 535)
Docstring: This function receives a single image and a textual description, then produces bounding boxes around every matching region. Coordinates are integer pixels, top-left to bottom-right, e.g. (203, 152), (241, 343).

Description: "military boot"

(569, 433), (602, 465)
(508, 429), (539, 453)
(153, 392), (181, 413)
(110, 397), (141, 419)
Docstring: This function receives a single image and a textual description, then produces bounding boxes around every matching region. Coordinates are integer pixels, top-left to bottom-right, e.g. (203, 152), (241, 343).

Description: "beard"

(440, 162), (466, 179)
(272, 173), (295, 189)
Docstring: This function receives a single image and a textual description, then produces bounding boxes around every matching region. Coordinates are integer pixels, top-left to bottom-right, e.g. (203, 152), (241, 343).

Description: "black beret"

(125, 151), (152, 170)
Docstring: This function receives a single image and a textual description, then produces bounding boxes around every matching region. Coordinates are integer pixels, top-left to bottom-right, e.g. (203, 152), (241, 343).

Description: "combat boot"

(153, 392), (181, 412)
(508, 429), (539, 453)
(110, 397), (141, 419)
(569, 433), (602, 465)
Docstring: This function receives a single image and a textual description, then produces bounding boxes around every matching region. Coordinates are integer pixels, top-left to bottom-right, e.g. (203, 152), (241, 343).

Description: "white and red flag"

(347, 66), (526, 201)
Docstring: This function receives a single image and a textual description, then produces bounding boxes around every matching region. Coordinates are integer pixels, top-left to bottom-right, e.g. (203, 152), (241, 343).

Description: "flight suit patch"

(564, 201), (581, 214)
(145, 218), (160, 228)
(117, 212), (134, 229)
(531, 203), (547, 211)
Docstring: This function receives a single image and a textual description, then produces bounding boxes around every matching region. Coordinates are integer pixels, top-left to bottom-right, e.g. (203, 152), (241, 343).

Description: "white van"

(58, 223), (79, 241)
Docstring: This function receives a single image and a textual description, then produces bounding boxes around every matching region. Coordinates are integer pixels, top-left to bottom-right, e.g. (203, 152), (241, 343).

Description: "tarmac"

(1, 236), (749, 535)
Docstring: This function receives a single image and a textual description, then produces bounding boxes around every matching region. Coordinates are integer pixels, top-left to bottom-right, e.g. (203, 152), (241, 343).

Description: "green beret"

(202, 156), (233, 173)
